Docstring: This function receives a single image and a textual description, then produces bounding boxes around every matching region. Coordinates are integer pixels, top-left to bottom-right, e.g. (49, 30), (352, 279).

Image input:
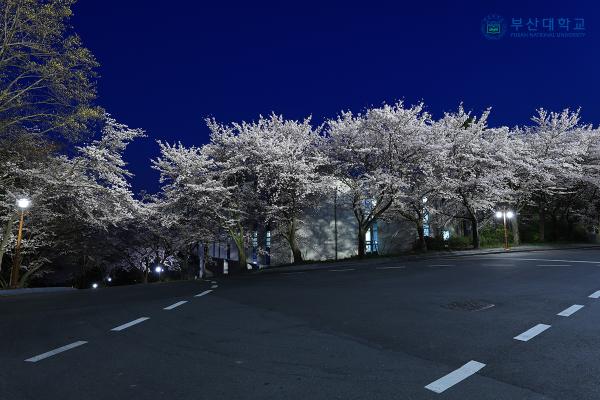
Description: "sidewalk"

(254, 243), (600, 275)
(0, 287), (76, 297)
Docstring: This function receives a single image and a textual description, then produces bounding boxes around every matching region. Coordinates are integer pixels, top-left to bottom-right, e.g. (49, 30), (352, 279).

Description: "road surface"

(3, 248), (600, 399)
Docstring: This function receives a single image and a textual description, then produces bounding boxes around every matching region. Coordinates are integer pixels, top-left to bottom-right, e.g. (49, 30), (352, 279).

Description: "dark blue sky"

(72, 1), (598, 193)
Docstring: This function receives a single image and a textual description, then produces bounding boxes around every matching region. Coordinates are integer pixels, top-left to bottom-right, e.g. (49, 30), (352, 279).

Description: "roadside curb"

(247, 244), (600, 276)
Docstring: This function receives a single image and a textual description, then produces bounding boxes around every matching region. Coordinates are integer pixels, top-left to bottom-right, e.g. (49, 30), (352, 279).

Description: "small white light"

(155, 266), (162, 273)
(16, 198), (31, 209)
(92, 283), (98, 289)
(107, 277), (112, 282)
(506, 211), (514, 219)
(422, 197), (428, 204)
(495, 211), (503, 218)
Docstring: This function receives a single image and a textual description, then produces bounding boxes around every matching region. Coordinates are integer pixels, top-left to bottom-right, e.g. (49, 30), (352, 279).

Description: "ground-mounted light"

(92, 283), (98, 289)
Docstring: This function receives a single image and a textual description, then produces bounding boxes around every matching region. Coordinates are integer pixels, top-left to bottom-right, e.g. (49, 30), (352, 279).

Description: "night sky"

(72, 1), (599, 193)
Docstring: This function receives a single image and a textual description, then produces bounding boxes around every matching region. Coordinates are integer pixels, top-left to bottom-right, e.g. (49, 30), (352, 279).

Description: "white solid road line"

(329, 269), (355, 272)
(25, 341), (88, 363)
(589, 290), (600, 298)
(194, 289), (213, 297)
(164, 301), (188, 310)
(536, 264), (571, 267)
(481, 264), (514, 267)
(111, 317), (150, 331)
(425, 360), (486, 393)
(376, 266), (406, 270)
(557, 304), (584, 317)
(514, 324), (551, 341)
(476, 257), (600, 264)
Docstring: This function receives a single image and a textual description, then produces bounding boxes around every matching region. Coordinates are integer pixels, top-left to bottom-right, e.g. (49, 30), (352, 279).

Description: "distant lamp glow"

(92, 283), (98, 289)
(107, 277), (112, 282)
(155, 266), (163, 273)
(16, 198), (31, 209)
(495, 211), (503, 219)
(506, 211), (514, 219)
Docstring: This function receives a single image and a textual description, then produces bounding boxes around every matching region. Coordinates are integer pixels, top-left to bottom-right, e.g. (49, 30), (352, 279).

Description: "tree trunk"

(539, 202), (545, 242)
(471, 218), (480, 249)
(552, 213), (559, 241)
(286, 219), (303, 263)
(0, 217), (15, 277)
(511, 215), (520, 246)
(416, 220), (427, 251)
(357, 226), (366, 258)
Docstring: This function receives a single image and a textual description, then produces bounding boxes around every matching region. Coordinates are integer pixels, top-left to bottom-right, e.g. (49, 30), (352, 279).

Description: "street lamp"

(495, 209), (514, 250)
(155, 265), (163, 281)
(10, 198), (31, 288)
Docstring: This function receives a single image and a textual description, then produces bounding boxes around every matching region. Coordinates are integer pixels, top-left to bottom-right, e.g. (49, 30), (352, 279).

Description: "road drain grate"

(442, 300), (495, 312)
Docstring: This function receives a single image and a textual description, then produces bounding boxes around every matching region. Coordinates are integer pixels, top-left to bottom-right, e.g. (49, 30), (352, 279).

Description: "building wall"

(267, 192), (417, 266)
(206, 192), (418, 268)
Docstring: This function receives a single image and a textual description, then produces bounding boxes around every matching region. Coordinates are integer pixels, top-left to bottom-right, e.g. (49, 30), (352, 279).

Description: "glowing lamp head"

(155, 266), (163, 273)
(506, 211), (514, 219)
(16, 198), (31, 209)
(107, 277), (112, 282)
(92, 283), (98, 289)
(495, 211), (503, 219)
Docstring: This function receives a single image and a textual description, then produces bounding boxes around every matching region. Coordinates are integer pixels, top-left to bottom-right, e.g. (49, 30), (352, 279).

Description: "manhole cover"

(442, 300), (495, 312)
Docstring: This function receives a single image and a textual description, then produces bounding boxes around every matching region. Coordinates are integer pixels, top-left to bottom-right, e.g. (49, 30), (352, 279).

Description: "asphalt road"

(3, 248), (600, 399)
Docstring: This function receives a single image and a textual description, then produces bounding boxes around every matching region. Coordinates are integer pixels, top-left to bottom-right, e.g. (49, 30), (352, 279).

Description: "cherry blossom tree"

(434, 106), (516, 249)
(325, 101), (431, 257)
(231, 114), (327, 263)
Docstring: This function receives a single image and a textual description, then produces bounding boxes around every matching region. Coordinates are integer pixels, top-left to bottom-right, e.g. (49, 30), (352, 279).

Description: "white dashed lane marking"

(25, 341), (88, 363)
(589, 290), (600, 299)
(425, 360), (486, 393)
(329, 269), (355, 272)
(111, 317), (150, 331)
(164, 301), (188, 310)
(194, 290), (213, 297)
(429, 264), (454, 267)
(376, 266), (406, 270)
(557, 304), (584, 317)
(211, 284), (218, 289)
(514, 324), (551, 341)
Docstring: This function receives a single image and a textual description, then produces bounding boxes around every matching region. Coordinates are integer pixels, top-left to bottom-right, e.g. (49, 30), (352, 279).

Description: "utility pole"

(334, 187), (338, 260)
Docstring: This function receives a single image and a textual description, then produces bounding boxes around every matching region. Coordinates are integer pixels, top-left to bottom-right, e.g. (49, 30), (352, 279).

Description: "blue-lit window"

(423, 211), (430, 237)
(265, 230), (271, 265)
(251, 230), (258, 263)
(365, 222), (378, 254)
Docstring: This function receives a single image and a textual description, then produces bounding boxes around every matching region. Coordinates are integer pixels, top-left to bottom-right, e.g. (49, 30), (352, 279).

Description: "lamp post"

(495, 209), (514, 250)
(10, 198), (31, 288)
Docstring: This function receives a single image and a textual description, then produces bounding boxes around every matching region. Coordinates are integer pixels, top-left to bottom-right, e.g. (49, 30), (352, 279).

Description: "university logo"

(481, 14), (507, 40)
